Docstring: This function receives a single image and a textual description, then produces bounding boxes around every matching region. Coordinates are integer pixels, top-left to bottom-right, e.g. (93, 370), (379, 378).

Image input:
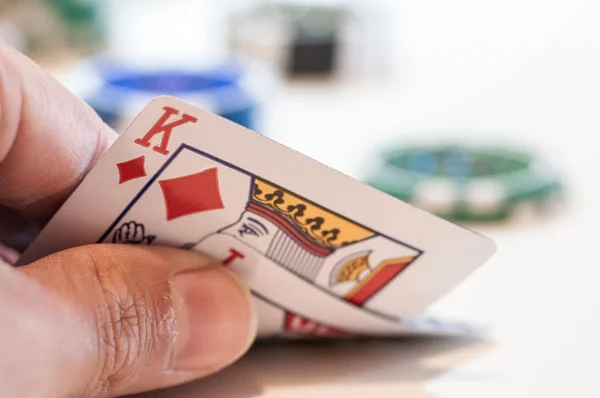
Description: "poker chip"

(81, 58), (262, 133)
(365, 144), (563, 223)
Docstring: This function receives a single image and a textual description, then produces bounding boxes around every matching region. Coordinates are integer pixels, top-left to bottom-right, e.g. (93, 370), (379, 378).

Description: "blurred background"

(2, 0), (600, 396)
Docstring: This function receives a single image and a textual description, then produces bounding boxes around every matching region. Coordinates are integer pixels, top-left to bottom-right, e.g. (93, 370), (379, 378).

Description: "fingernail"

(169, 267), (257, 372)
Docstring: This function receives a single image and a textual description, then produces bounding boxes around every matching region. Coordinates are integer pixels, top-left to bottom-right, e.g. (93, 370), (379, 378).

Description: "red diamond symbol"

(159, 168), (225, 221)
(117, 156), (147, 184)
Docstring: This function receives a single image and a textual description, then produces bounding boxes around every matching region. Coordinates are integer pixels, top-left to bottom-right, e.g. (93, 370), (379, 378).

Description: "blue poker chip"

(84, 59), (260, 132)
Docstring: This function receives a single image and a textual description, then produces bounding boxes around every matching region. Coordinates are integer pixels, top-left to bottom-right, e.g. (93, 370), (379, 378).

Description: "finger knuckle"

(84, 248), (162, 395)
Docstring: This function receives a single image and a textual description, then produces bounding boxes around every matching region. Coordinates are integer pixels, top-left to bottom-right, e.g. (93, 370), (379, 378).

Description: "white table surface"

(63, 1), (598, 396)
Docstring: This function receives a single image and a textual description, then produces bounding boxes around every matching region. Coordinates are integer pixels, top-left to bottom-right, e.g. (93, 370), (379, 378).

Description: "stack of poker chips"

(83, 60), (262, 134)
(365, 143), (564, 224)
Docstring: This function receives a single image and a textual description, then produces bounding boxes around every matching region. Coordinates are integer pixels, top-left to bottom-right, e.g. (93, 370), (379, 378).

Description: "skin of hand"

(0, 43), (258, 397)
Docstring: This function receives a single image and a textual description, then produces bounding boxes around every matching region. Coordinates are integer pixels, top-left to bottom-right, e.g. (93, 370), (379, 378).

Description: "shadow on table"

(129, 336), (492, 398)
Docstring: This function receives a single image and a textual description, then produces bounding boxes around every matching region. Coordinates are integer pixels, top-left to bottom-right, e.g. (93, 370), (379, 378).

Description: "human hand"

(0, 44), (257, 398)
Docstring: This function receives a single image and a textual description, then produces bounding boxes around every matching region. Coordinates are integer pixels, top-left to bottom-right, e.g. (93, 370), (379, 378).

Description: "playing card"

(21, 96), (495, 337)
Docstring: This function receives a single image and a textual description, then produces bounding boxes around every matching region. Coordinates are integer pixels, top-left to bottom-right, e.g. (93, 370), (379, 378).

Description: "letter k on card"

(135, 106), (198, 155)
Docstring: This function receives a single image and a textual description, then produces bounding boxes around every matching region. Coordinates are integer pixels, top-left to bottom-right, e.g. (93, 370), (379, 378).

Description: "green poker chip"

(365, 144), (563, 223)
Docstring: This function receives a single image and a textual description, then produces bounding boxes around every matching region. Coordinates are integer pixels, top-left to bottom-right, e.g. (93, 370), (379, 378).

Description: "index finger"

(0, 43), (117, 223)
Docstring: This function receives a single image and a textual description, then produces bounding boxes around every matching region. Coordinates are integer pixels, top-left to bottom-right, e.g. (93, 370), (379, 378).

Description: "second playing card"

(22, 96), (495, 337)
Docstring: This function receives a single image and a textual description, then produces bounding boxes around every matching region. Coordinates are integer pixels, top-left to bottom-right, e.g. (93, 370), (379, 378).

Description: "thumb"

(1, 245), (257, 397)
